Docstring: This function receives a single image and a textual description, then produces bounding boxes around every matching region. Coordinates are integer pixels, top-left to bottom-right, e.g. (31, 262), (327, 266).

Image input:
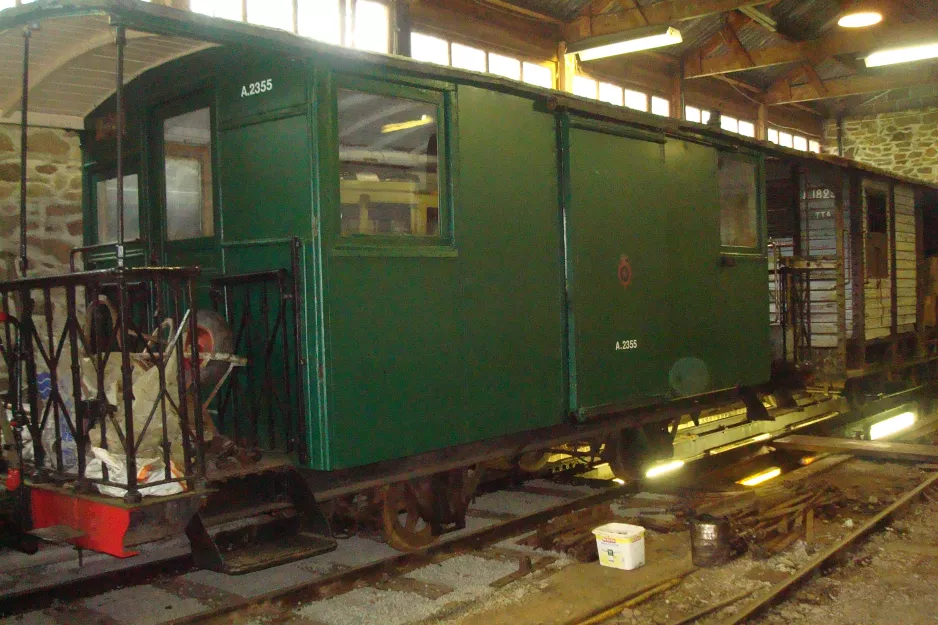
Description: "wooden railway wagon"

(0, 0), (935, 569)
(764, 151), (938, 390)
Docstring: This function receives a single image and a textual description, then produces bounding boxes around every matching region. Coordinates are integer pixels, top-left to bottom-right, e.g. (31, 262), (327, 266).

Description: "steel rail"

(163, 484), (631, 625)
(717, 470), (938, 625)
(0, 482), (626, 619)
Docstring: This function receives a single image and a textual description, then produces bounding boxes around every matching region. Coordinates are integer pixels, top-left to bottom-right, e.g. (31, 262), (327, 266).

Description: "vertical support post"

(834, 167), (848, 376)
(557, 42), (575, 93)
(114, 25), (126, 269)
(888, 183), (898, 338)
(670, 71), (683, 121)
(188, 278), (205, 480)
(393, 0), (411, 57)
(849, 172), (866, 367)
(117, 274), (140, 503)
(915, 189), (926, 356)
(19, 27), (30, 278)
(756, 103), (767, 141)
(291, 237), (308, 464)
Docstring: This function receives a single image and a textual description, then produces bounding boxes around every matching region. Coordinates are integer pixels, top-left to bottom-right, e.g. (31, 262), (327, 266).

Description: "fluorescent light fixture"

(567, 26), (682, 62)
(612, 478), (626, 485)
(738, 467), (782, 487)
(381, 114), (433, 134)
(866, 42), (938, 67)
(869, 411), (916, 440)
(645, 459), (685, 478)
(838, 11), (882, 28)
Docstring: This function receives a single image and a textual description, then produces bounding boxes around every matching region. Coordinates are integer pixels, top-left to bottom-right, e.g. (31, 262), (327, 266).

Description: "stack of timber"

(693, 481), (844, 559)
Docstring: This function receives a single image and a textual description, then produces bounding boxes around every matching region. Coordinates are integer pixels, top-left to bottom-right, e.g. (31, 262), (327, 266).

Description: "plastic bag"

(85, 447), (186, 498)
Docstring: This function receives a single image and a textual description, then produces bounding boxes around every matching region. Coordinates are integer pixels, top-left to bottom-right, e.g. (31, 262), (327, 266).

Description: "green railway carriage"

(1, 1), (769, 478)
(44, 2), (772, 472)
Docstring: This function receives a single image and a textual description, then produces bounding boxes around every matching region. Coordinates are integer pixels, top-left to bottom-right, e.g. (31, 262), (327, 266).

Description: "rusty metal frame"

(209, 238), (306, 463)
(0, 267), (204, 503)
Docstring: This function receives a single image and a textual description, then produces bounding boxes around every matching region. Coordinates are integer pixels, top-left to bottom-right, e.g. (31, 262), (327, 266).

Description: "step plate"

(215, 531), (336, 575)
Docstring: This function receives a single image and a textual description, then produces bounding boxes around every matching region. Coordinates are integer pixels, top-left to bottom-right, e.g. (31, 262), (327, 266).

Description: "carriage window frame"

(332, 74), (457, 257)
(717, 152), (764, 256)
(90, 165), (142, 246)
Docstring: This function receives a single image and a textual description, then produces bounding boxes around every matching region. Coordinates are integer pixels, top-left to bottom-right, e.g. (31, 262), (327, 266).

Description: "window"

(96, 174), (140, 244)
(410, 32), (554, 87)
(451, 43), (486, 72)
(866, 189), (889, 278)
(488, 53), (521, 80)
(191, 0), (242, 20)
(686, 106), (712, 124)
(778, 131), (793, 148)
(598, 82), (623, 106)
(720, 115), (739, 133)
(353, 0), (389, 53)
(572, 75), (598, 99)
(651, 96), (670, 117)
(297, 0), (341, 44)
(624, 89), (648, 112)
(718, 156), (759, 249)
(247, 0), (292, 30)
(411, 32), (449, 65)
(738, 120), (755, 138)
(338, 88), (441, 238)
(767, 128), (779, 144)
(163, 108), (214, 241)
(809, 140), (821, 153)
(522, 62), (552, 89)
(793, 135), (808, 152)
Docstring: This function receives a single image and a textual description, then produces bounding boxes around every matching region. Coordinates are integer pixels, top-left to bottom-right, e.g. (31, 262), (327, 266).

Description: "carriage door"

(564, 119), (676, 418)
(155, 95), (221, 304)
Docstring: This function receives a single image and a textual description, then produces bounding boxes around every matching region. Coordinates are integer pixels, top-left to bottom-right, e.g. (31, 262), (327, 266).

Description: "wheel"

(184, 310), (234, 389)
(380, 484), (436, 551)
(602, 425), (674, 481)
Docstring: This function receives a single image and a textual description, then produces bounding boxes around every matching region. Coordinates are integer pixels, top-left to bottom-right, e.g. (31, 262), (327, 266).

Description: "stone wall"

(0, 123), (84, 279)
(823, 107), (938, 184)
(1, 123), (84, 391)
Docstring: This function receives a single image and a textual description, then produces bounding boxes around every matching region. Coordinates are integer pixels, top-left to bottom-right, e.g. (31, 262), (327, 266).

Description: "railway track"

(3, 413), (936, 625)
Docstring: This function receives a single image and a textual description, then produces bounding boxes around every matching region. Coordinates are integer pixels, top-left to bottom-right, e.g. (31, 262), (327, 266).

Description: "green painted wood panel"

(219, 115), (312, 243)
(566, 123), (770, 416)
(321, 85), (565, 469)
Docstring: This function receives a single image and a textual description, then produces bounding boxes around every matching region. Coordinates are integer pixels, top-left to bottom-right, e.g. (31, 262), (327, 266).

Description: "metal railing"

(209, 239), (306, 463)
(0, 267), (204, 503)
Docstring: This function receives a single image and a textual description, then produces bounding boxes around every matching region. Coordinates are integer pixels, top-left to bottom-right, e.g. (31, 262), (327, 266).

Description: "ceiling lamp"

(838, 11), (882, 28)
(866, 42), (938, 67)
(566, 25), (683, 62)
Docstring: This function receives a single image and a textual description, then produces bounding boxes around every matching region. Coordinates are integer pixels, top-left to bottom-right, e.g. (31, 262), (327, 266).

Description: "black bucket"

(690, 514), (732, 567)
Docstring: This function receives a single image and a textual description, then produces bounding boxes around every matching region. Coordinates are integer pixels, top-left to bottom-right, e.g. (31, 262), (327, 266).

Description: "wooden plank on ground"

(774, 435), (938, 463)
(453, 533), (694, 625)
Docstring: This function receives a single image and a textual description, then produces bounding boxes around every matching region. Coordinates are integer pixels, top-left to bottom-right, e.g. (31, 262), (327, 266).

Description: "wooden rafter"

(566, 0), (771, 41)
(766, 66), (938, 105)
(686, 19), (938, 78)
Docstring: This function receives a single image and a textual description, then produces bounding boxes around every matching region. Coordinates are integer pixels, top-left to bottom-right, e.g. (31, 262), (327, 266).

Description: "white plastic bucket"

(592, 522), (645, 570)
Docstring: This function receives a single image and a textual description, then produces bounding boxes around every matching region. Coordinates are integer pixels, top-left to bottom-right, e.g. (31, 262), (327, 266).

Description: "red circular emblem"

(618, 255), (632, 289)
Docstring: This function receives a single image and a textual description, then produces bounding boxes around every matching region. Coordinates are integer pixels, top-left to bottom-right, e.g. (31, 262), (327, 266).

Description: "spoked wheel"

(380, 483), (436, 551)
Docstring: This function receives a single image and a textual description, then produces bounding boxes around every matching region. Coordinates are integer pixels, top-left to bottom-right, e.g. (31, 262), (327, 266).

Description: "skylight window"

(624, 89), (648, 112)
(599, 82), (624, 106)
(522, 62), (553, 89)
(573, 75), (598, 99)
(411, 32), (449, 65)
(451, 43), (487, 72)
(488, 53), (522, 80)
